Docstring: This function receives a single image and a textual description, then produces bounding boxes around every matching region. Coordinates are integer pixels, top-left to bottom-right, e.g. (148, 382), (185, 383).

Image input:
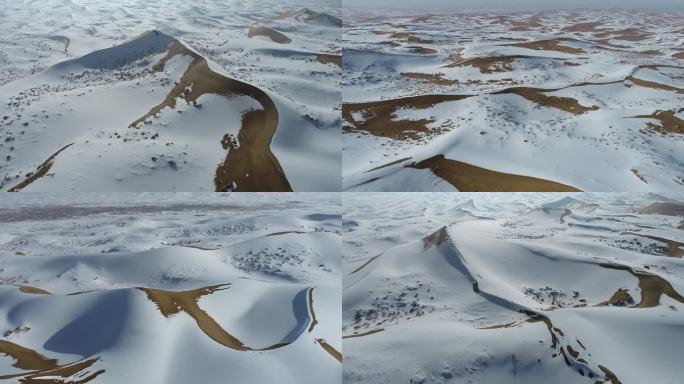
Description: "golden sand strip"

(130, 39), (291, 192)
(265, 230), (308, 237)
(140, 284), (310, 351)
(476, 321), (519, 330)
(408, 155), (582, 192)
(627, 76), (684, 95)
(315, 338), (342, 363)
(247, 25), (292, 44)
(0, 340), (57, 371)
(0, 340), (103, 383)
(18, 285), (51, 295)
(307, 287), (318, 333)
(494, 87), (598, 114)
(342, 328), (384, 339)
(8, 143), (74, 192)
(139, 284), (251, 351)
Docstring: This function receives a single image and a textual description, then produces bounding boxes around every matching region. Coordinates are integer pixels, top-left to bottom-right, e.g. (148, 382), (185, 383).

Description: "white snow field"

(0, 193), (341, 383)
(0, 0), (341, 192)
(342, 9), (684, 192)
(343, 192), (684, 384)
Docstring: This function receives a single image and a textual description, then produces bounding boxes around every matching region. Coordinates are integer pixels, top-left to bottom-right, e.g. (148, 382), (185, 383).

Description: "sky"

(343, 0), (684, 10)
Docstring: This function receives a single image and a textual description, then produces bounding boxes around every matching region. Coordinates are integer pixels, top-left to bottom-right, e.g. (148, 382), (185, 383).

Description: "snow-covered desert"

(0, 0), (341, 191)
(343, 192), (684, 383)
(0, 193), (341, 383)
(343, 8), (684, 191)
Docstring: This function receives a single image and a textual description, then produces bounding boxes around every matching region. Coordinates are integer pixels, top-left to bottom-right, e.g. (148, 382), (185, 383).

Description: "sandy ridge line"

(129, 35), (291, 191)
(315, 338), (342, 363)
(408, 155), (582, 192)
(620, 231), (684, 257)
(307, 287), (318, 332)
(8, 143), (74, 192)
(342, 328), (384, 338)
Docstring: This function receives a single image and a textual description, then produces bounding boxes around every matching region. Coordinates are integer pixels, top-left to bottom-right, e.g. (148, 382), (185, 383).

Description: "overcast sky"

(343, 0), (684, 10)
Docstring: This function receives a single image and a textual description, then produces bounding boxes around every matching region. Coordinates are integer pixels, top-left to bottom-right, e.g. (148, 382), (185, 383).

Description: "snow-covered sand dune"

(0, 193), (341, 383)
(343, 192), (684, 384)
(343, 9), (684, 191)
(0, 0), (341, 192)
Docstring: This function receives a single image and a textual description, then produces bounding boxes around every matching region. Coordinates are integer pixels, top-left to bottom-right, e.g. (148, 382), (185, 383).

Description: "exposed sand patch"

(446, 55), (516, 73)
(8, 143), (74, 192)
(674, 52), (684, 59)
(0, 340), (102, 383)
(494, 87), (598, 114)
(401, 72), (457, 85)
(632, 110), (684, 135)
(247, 25), (292, 44)
(593, 39), (631, 49)
(508, 14), (542, 31)
(316, 53), (341, 67)
(598, 365), (623, 384)
(631, 168), (648, 184)
(315, 338), (342, 363)
(595, 28), (652, 42)
(365, 157), (412, 173)
(408, 155), (582, 192)
(422, 226), (449, 249)
(132, 39), (291, 191)
(560, 209), (572, 224)
(410, 47), (437, 55)
(388, 32), (432, 44)
(627, 76), (684, 94)
(562, 22), (604, 33)
(621, 231), (684, 258)
(506, 39), (586, 54)
(342, 95), (470, 141)
(18, 285), (51, 295)
(342, 328), (384, 338)
(274, 8), (341, 27)
(216, 109), (292, 192)
(638, 202), (684, 216)
(0, 340), (57, 371)
(140, 284), (250, 351)
(598, 288), (634, 306)
(600, 263), (684, 307)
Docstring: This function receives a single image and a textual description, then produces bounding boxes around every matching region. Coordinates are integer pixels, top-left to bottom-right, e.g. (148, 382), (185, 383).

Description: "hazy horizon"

(343, 0), (684, 10)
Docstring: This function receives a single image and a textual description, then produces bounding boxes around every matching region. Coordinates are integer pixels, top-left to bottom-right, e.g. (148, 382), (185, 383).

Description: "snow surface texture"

(0, 193), (341, 383)
(0, 0), (341, 191)
(343, 9), (684, 191)
(343, 192), (684, 384)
